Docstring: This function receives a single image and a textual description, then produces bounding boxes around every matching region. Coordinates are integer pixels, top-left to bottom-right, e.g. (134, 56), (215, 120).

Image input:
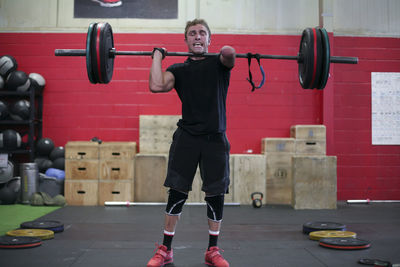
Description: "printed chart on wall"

(74, 0), (178, 19)
(371, 72), (400, 145)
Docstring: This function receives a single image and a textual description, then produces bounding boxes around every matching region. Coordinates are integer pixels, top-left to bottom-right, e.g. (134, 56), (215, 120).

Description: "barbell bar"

(54, 22), (358, 89)
(54, 48), (355, 63)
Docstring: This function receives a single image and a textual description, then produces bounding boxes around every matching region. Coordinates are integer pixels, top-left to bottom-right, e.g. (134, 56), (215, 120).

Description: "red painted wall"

(332, 36), (400, 200)
(1, 32), (399, 200)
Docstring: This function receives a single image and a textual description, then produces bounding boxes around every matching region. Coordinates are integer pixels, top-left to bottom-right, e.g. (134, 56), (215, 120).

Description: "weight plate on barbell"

(317, 28), (330, 89)
(95, 22), (105, 83)
(90, 22), (99, 84)
(311, 28), (323, 89)
(99, 22), (114, 84)
(86, 23), (96, 84)
(298, 28), (314, 89)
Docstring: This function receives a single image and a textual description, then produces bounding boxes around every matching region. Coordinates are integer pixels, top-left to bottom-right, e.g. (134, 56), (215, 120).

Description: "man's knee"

(165, 189), (188, 216)
(205, 194), (224, 222)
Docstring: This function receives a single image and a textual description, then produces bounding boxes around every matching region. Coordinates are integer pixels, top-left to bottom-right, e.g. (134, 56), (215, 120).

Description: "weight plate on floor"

(311, 27), (323, 89)
(0, 235), (42, 249)
(86, 23), (96, 84)
(7, 229), (55, 240)
(319, 237), (371, 250)
(99, 22), (114, 84)
(298, 28), (314, 89)
(20, 220), (64, 233)
(309, 230), (356, 241)
(303, 221), (346, 234)
(358, 258), (392, 266)
(317, 27), (330, 89)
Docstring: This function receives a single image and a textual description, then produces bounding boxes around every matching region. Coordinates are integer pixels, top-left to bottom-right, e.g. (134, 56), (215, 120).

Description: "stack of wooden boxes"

(135, 115), (178, 203)
(290, 125), (337, 209)
(261, 138), (295, 205)
(65, 141), (136, 205)
(65, 141), (100, 205)
(98, 142), (136, 205)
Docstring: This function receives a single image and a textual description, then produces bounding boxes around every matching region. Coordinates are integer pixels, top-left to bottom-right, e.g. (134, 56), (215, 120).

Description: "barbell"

(54, 22), (358, 89)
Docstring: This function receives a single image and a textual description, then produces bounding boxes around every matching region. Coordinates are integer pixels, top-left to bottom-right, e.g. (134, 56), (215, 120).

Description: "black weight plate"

(91, 22), (99, 84)
(86, 23), (96, 84)
(311, 28), (323, 89)
(319, 237), (371, 250)
(298, 28), (314, 89)
(303, 221), (346, 234)
(317, 28), (330, 89)
(358, 258), (392, 266)
(99, 22), (114, 84)
(20, 220), (64, 233)
(0, 235), (42, 249)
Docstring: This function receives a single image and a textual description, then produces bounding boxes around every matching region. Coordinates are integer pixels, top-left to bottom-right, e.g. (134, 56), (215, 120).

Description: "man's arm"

(149, 49), (175, 93)
(220, 45), (236, 69)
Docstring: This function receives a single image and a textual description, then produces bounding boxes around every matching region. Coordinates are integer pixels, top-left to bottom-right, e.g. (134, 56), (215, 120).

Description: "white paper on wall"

(371, 72), (400, 145)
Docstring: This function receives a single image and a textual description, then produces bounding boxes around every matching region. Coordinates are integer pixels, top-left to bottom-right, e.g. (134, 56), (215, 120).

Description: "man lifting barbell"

(53, 21), (359, 267)
(147, 18), (232, 267)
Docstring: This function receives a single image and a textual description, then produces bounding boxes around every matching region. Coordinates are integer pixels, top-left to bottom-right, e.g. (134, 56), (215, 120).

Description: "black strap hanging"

(246, 53), (266, 92)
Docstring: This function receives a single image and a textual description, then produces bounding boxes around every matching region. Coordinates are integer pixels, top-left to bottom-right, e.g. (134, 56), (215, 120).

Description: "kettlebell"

(251, 192), (263, 208)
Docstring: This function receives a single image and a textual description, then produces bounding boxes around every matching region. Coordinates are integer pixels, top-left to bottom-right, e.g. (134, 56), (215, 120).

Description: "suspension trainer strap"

(246, 53), (266, 92)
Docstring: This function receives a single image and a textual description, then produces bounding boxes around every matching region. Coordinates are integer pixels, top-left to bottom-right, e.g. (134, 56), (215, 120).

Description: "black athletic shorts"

(164, 127), (230, 195)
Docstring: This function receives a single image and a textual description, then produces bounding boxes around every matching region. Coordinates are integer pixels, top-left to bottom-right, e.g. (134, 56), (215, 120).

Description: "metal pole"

(54, 48), (358, 64)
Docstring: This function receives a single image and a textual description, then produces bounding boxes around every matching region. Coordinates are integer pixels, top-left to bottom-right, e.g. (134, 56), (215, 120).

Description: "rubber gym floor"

(1, 202), (399, 267)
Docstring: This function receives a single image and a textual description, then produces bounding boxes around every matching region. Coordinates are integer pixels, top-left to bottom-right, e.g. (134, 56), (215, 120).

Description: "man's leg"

(147, 189), (188, 267)
(162, 189), (188, 250)
(204, 194), (229, 267)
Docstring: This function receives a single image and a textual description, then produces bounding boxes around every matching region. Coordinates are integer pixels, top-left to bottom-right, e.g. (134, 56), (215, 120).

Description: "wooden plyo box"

(65, 159), (99, 180)
(231, 154), (267, 205)
(294, 140), (326, 155)
(261, 138), (295, 154)
(99, 159), (134, 180)
(292, 156), (337, 210)
(98, 180), (134, 205)
(139, 115), (180, 154)
(64, 180), (98, 206)
(134, 154), (168, 202)
(262, 138), (295, 205)
(99, 142), (137, 160)
(65, 141), (99, 160)
(290, 125), (326, 140)
(266, 153), (293, 205)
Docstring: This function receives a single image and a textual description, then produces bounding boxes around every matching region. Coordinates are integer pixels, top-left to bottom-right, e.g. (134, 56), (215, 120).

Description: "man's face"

(185, 24), (211, 55)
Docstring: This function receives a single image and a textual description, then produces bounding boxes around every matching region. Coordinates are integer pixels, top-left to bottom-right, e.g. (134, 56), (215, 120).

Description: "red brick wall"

(1, 32), (399, 200)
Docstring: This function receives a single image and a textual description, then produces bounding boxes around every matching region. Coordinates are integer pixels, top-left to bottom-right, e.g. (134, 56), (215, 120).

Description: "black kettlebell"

(251, 192), (263, 208)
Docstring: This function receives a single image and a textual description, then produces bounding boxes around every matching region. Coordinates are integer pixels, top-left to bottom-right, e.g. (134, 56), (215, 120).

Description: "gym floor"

(1, 202), (400, 267)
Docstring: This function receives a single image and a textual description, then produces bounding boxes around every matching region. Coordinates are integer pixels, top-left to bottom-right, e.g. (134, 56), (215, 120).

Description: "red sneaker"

(147, 244), (173, 267)
(92, 0), (122, 7)
(205, 246), (229, 267)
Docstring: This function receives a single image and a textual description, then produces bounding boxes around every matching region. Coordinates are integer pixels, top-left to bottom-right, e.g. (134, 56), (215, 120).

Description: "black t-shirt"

(167, 55), (231, 135)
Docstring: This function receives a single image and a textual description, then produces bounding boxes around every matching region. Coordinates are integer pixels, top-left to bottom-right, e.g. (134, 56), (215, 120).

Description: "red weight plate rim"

(0, 241), (42, 249)
(319, 242), (371, 250)
(309, 28), (318, 88)
(96, 22), (104, 83)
